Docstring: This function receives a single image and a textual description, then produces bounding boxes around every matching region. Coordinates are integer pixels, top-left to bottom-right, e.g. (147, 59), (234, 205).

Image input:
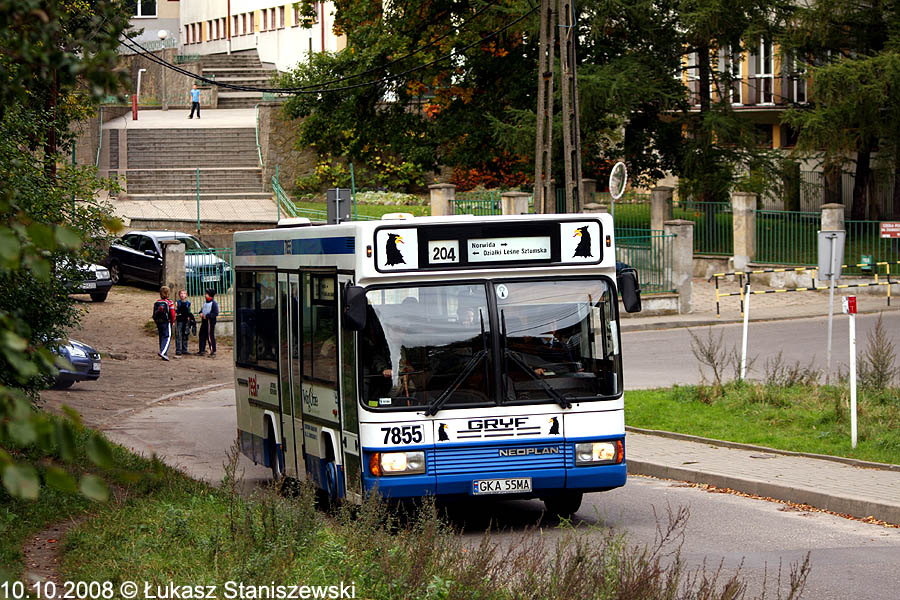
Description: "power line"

(118, 5), (537, 97)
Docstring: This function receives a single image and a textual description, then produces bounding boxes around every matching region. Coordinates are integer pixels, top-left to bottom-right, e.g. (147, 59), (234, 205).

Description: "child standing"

(152, 286), (176, 361)
(197, 288), (219, 357)
(174, 289), (195, 356)
(189, 83), (201, 119)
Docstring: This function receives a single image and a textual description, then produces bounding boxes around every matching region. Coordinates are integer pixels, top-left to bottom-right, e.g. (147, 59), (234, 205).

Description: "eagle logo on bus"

(572, 226), (592, 258)
(385, 233), (406, 266)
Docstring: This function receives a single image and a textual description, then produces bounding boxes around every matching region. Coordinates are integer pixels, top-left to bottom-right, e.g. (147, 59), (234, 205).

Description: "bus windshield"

(359, 278), (620, 411)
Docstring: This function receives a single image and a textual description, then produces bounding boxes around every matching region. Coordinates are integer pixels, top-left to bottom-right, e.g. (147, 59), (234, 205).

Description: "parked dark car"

(68, 262), (113, 302)
(106, 230), (231, 290)
(52, 339), (101, 389)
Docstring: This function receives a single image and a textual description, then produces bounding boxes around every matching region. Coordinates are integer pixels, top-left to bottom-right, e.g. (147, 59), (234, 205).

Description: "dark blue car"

(52, 339), (101, 389)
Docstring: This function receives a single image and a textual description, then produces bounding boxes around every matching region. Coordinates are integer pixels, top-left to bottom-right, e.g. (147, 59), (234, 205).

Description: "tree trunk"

(782, 159), (800, 211)
(43, 69), (58, 180)
(894, 149), (900, 218)
(851, 144), (871, 220)
(824, 161), (841, 205)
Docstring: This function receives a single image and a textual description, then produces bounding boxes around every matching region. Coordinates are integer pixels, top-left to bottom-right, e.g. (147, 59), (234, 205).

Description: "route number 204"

(381, 425), (424, 444)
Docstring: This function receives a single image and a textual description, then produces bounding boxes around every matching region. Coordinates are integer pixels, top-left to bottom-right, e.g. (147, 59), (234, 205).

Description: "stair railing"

(254, 103), (264, 168)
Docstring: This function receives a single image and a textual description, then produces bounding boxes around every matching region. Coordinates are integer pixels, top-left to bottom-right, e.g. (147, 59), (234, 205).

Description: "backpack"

(152, 299), (170, 325)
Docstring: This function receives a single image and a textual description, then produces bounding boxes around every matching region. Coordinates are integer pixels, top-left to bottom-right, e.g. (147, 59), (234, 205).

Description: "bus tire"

(542, 492), (583, 520)
(267, 423), (283, 482)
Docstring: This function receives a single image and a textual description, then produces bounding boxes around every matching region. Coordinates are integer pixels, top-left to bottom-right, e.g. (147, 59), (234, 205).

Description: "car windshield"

(173, 236), (206, 251)
(361, 284), (491, 410)
(359, 278), (621, 411)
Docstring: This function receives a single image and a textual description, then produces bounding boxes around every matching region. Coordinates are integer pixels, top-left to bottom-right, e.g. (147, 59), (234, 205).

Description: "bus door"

(289, 273), (305, 477)
(300, 272), (344, 500)
(277, 272), (300, 477)
(338, 274), (362, 503)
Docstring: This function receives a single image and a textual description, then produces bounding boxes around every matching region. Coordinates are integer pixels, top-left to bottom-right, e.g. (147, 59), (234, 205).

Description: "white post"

(849, 308), (858, 449)
(825, 236), (837, 385)
(740, 282), (750, 380)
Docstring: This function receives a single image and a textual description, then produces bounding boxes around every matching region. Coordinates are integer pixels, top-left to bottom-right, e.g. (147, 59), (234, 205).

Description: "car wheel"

(542, 492), (583, 520)
(90, 291), (108, 302)
(52, 378), (74, 390)
(108, 261), (121, 284)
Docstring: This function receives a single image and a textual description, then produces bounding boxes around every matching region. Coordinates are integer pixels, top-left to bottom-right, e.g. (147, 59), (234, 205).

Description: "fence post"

(731, 191), (757, 271)
(429, 183), (456, 216)
(821, 203), (845, 232)
(664, 219), (694, 313)
(500, 191), (531, 215)
(581, 178), (597, 203)
(161, 240), (186, 299)
(651, 186), (674, 232)
(196, 167), (200, 234)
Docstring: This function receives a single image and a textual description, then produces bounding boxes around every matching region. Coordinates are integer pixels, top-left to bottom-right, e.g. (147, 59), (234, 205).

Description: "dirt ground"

(40, 286), (233, 428)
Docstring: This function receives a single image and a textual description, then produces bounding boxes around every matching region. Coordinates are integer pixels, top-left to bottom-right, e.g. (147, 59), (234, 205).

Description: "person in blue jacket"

(189, 83), (201, 119)
(197, 289), (219, 357)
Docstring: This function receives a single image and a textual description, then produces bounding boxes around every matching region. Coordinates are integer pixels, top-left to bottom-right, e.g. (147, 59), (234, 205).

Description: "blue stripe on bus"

(236, 237), (355, 257)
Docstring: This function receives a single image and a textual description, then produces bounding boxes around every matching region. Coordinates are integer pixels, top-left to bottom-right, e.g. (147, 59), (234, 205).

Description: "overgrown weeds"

(62, 446), (811, 599)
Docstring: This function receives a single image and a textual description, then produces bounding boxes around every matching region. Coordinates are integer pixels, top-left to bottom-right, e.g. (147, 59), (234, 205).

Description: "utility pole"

(533, 0), (583, 214)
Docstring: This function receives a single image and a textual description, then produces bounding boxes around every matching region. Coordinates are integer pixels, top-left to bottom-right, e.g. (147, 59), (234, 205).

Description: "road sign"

(817, 230), (846, 282)
(881, 222), (900, 239)
(842, 295), (857, 315)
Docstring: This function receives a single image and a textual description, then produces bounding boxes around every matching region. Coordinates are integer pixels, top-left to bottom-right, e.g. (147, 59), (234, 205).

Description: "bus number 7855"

(382, 425), (423, 445)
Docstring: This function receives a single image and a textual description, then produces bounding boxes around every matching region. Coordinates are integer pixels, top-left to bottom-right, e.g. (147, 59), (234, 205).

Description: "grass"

(626, 382), (900, 465)
(1, 418), (167, 581)
(291, 200), (431, 220)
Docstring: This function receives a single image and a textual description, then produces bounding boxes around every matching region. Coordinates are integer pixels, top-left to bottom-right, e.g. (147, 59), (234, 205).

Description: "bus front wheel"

(542, 492), (583, 519)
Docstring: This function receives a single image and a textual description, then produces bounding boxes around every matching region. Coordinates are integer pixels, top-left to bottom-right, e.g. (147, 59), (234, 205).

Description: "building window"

(685, 52), (699, 105)
(250, 12), (255, 33)
(279, 6), (286, 28)
(717, 46), (742, 105)
(221, 18), (226, 39)
(125, 0), (157, 17)
(293, 5), (300, 26)
(261, 9), (267, 31)
(270, 8), (276, 30)
(751, 39), (774, 104)
(791, 58), (807, 104)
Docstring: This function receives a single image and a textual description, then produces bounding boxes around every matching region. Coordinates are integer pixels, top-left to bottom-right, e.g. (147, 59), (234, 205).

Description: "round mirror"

(608, 162), (628, 200)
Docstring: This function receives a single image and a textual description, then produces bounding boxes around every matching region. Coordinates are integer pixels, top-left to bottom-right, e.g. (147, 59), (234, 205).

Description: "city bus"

(233, 213), (641, 516)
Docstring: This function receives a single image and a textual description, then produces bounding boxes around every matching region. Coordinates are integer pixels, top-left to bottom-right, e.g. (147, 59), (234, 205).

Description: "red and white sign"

(881, 222), (900, 239)
(842, 296), (857, 315)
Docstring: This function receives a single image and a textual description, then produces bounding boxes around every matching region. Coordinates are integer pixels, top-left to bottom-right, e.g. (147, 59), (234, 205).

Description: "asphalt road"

(622, 311), (900, 389)
(105, 381), (900, 600)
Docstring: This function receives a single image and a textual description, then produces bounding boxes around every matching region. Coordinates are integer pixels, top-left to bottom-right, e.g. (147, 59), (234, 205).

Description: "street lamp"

(158, 30), (169, 111)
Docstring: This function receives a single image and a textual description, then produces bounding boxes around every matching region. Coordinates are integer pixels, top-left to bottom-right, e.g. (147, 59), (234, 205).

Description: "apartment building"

(126, 0), (181, 46)
(180, 1), (345, 72)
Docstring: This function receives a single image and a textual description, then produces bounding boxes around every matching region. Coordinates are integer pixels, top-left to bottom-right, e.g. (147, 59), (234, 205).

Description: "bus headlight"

(369, 451), (426, 476)
(574, 440), (623, 465)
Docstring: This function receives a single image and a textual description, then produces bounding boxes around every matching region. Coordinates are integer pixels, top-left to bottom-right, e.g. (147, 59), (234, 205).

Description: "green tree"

(0, 0), (130, 499)
(783, 0), (900, 219)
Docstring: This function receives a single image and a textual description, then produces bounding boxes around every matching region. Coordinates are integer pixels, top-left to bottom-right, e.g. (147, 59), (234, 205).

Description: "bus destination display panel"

(375, 220), (602, 272)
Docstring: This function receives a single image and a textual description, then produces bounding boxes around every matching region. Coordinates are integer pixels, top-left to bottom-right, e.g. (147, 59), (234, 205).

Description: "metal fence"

(451, 191), (502, 216)
(755, 210), (821, 265)
(616, 231), (677, 294)
(185, 247), (234, 318)
(845, 220), (900, 276)
(674, 201), (733, 255)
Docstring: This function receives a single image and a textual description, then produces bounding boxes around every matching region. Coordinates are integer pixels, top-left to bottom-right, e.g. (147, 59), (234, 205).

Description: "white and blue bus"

(233, 213), (641, 516)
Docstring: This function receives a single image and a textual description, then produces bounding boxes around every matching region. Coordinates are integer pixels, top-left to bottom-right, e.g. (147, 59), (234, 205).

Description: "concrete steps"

(125, 192), (273, 202)
(199, 51), (277, 108)
(123, 168), (263, 194)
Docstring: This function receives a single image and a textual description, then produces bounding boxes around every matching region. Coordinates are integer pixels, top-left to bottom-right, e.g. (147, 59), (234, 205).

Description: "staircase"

(122, 128), (270, 203)
(201, 50), (278, 109)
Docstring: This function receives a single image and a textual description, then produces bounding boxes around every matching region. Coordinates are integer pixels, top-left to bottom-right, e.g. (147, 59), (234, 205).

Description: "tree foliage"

(0, 0), (130, 499)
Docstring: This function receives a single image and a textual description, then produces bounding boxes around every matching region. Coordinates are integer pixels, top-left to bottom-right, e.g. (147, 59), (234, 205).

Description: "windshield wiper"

(424, 349), (489, 417)
(504, 350), (572, 410)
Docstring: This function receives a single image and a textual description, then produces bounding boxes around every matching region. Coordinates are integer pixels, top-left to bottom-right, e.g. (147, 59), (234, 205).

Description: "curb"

(620, 306), (899, 332)
(98, 382), (228, 428)
(626, 427), (900, 525)
(625, 426), (900, 472)
(627, 458), (900, 525)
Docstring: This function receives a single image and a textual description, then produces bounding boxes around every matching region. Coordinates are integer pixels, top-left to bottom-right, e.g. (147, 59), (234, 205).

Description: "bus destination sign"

(375, 220), (602, 272)
(468, 236), (551, 262)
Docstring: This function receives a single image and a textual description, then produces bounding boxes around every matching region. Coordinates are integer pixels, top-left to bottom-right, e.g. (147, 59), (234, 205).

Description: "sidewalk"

(627, 428), (900, 525)
(622, 276), (900, 331)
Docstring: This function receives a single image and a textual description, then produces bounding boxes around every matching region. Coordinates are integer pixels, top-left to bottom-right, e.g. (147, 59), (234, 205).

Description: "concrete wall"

(180, 2), (345, 72)
(126, 218), (276, 237)
(119, 49), (206, 108)
(257, 102), (317, 192)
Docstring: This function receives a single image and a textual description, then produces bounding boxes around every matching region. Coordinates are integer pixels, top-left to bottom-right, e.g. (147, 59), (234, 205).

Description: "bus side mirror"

(617, 267), (642, 313)
(343, 285), (367, 331)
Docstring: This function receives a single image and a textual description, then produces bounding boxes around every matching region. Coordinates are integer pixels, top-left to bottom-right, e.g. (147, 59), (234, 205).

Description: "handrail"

(254, 104), (264, 168)
(95, 107), (103, 169)
(272, 169), (298, 218)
